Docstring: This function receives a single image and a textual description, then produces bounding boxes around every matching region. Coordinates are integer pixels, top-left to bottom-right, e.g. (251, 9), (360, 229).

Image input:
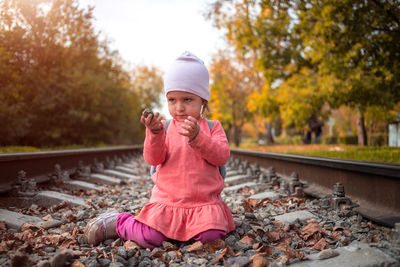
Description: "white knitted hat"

(164, 51), (210, 101)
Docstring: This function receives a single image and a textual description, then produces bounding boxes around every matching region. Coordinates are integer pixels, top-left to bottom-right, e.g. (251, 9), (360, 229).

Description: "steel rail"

(0, 146), (143, 193)
(230, 148), (400, 227)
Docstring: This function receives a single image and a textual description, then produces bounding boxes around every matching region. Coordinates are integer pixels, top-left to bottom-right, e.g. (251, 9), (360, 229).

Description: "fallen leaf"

(255, 246), (272, 257)
(343, 229), (351, 237)
(150, 250), (164, 259)
(11, 251), (29, 267)
(272, 220), (284, 227)
(302, 220), (328, 241)
(42, 215), (53, 221)
(0, 241), (8, 253)
(186, 241), (203, 252)
(204, 239), (226, 253)
(284, 249), (305, 264)
(252, 255), (269, 267)
(239, 235), (255, 245)
(333, 225), (345, 231)
(267, 231), (281, 242)
(124, 241), (140, 251)
(0, 221), (7, 231)
(196, 250), (208, 258)
(176, 249), (183, 259)
(331, 231), (342, 241)
(313, 238), (327, 251)
(242, 200), (255, 212)
(71, 260), (85, 267)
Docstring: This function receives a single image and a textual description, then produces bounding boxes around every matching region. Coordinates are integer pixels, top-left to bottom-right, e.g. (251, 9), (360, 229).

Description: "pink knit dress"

(135, 118), (235, 241)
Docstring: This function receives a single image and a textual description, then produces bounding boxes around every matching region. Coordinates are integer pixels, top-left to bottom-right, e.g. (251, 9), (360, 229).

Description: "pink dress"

(135, 118), (235, 241)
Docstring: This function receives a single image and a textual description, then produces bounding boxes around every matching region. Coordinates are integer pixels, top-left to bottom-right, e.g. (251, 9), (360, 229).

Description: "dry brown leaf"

(272, 220), (284, 227)
(71, 226), (78, 238)
(11, 251), (29, 267)
(239, 235), (255, 245)
(284, 249), (305, 264)
(371, 236), (380, 243)
(124, 241), (140, 251)
(343, 229), (351, 237)
(0, 241), (8, 253)
(196, 250), (208, 258)
(275, 242), (289, 252)
(0, 221), (6, 231)
(247, 198), (258, 207)
(333, 225), (345, 232)
(204, 239), (226, 253)
(211, 247), (226, 264)
(238, 187), (250, 194)
(256, 245), (272, 257)
(313, 238), (327, 251)
(71, 260), (85, 267)
(253, 243), (260, 250)
(186, 241), (203, 252)
(242, 200), (254, 212)
(252, 255), (269, 267)
(302, 220), (328, 241)
(331, 231), (342, 241)
(176, 249), (183, 259)
(150, 250), (164, 259)
(42, 215), (53, 221)
(267, 231), (281, 242)
(20, 223), (38, 232)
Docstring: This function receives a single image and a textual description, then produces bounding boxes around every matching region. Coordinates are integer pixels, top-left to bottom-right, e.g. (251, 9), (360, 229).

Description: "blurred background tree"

(206, 0), (400, 146)
(0, 0), (163, 147)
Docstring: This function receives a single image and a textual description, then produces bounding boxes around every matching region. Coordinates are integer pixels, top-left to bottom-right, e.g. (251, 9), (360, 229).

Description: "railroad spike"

(253, 163), (261, 177)
(114, 155), (123, 166)
(279, 180), (290, 196)
(74, 160), (91, 177)
(258, 173), (269, 184)
(289, 172), (302, 194)
(91, 158), (104, 173)
(392, 223), (400, 248)
(105, 156), (115, 169)
(330, 182), (352, 210)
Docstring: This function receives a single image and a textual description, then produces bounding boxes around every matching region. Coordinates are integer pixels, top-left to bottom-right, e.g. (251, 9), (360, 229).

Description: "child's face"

(167, 91), (204, 121)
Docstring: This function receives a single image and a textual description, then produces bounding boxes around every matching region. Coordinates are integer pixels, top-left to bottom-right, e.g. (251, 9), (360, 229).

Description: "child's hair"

(164, 51), (210, 102)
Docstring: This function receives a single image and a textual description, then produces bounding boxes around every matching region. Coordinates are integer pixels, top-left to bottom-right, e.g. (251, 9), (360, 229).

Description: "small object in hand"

(142, 108), (153, 118)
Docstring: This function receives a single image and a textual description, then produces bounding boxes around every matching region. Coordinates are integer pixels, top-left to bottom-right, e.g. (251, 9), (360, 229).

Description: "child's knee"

(194, 229), (226, 244)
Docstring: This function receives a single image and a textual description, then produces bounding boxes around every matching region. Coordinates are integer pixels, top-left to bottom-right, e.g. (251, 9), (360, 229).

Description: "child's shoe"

(84, 210), (119, 245)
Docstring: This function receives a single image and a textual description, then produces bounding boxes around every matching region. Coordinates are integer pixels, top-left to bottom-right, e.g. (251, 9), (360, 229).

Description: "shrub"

(368, 133), (387, 146)
(322, 136), (338, 144)
(338, 135), (358, 145)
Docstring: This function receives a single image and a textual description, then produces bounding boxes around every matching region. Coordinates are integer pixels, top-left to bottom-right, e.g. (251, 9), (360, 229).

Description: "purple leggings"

(116, 213), (226, 249)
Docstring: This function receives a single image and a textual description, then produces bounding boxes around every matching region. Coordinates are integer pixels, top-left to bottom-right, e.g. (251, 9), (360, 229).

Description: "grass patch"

(237, 144), (400, 164)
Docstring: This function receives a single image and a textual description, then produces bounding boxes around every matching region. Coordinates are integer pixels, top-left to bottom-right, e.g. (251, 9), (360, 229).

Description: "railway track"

(0, 147), (399, 266)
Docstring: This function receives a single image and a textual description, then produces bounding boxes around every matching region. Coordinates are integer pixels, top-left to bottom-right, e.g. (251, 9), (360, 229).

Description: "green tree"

(207, 0), (400, 146)
(296, 0), (400, 145)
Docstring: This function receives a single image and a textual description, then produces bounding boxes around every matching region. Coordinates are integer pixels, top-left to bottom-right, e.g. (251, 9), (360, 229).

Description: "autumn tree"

(207, 0), (400, 146)
(295, 0), (400, 145)
(0, 0), (163, 146)
(209, 51), (260, 146)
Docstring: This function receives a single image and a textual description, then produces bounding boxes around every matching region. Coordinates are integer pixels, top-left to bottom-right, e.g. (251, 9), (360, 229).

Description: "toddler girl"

(84, 51), (235, 248)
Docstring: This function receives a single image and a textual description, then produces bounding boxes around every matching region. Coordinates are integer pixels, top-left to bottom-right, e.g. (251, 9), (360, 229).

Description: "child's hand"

(179, 116), (199, 141)
(140, 110), (163, 134)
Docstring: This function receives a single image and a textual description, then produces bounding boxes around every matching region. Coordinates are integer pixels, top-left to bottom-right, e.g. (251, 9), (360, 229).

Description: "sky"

(77, 0), (224, 72)
(77, 0), (225, 117)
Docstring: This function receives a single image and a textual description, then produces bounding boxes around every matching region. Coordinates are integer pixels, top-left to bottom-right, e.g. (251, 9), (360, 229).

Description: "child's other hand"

(140, 111), (163, 133)
(179, 116), (199, 141)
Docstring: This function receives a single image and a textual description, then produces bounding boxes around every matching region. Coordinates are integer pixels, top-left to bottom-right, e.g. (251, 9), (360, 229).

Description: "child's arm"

(140, 110), (167, 166)
(187, 119), (230, 167)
